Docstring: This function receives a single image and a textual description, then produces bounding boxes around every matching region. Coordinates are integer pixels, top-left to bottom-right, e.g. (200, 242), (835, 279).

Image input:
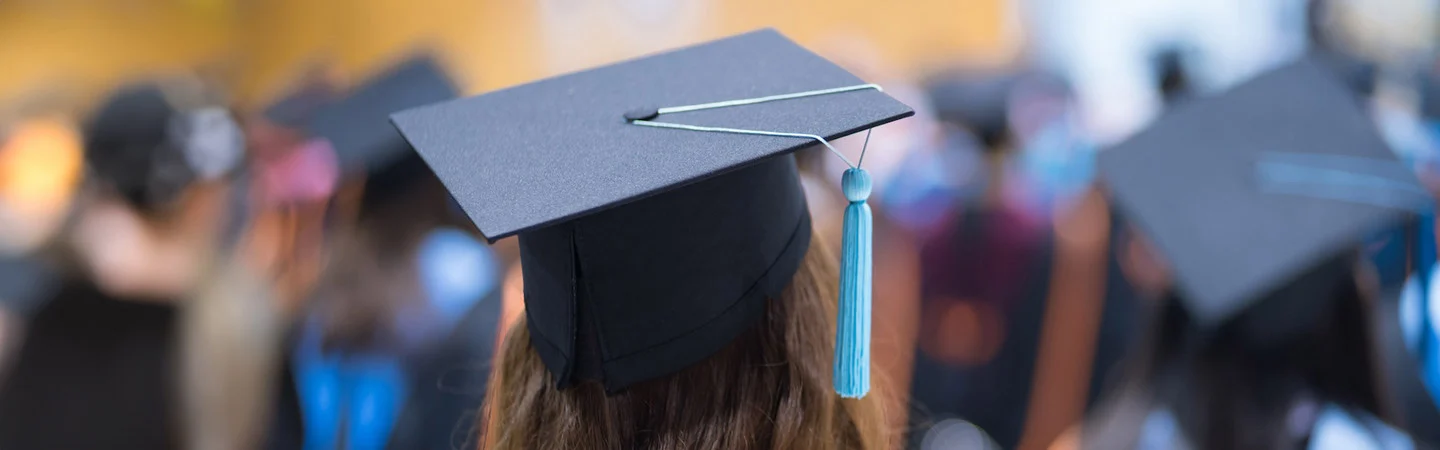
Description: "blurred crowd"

(2, 0), (1440, 449)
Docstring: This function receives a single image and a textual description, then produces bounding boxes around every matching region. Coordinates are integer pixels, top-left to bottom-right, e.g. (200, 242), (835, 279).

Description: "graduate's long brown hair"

(481, 237), (887, 450)
(310, 174), (456, 350)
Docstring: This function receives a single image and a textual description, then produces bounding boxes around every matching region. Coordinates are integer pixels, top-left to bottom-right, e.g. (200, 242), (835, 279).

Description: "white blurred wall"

(1026, 0), (1311, 144)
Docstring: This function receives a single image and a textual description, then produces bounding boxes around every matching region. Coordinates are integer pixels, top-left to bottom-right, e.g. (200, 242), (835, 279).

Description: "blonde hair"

(482, 237), (887, 450)
(177, 261), (281, 450)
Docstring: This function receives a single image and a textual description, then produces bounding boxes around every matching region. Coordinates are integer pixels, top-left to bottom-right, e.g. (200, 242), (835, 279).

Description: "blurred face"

(69, 183), (229, 301)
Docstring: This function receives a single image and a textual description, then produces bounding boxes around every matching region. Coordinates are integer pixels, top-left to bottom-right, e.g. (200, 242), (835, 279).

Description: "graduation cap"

(307, 55), (459, 209)
(391, 29), (912, 396)
(1100, 57), (1431, 335)
(263, 83), (336, 129)
(84, 82), (244, 211)
(924, 72), (1015, 151)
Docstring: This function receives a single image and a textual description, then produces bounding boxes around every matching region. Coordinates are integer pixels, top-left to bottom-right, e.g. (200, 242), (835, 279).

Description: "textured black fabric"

(391, 29), (912, 392)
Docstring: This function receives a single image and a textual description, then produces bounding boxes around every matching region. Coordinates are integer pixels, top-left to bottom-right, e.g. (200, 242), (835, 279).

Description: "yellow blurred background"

(0, 0), (1018, 110)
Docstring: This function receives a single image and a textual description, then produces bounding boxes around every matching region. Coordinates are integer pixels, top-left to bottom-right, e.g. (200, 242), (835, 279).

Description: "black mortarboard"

(925, 72), (1015, 151)
(84, 81), (244, 212)
(84, 83), (184, 209)
(263, 83), (336, 129)
(307, 55), (458, 211)
(391, 29), (911, 394)
(86, 84), (192, 211)
(1100, 58), (1430, 331)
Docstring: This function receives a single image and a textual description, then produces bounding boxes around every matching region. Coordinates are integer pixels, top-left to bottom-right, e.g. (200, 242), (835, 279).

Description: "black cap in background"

(84, 80), (245, 212)
(83, 83), (192, 210)
(925, 71), (1015, 151)
(307, 55), (460, 209)
(263, 82), (337, 129)
(1100, 57), (1428, 332)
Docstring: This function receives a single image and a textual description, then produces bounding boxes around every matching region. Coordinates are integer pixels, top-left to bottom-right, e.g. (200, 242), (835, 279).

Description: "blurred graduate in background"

(243, 62), (344, 318)
(267, 54), (504, 450)
(0, 75), (271, 450)
(1060, 58), (1429, 450)
(0, 109), (81, 377)
(895, 69), (1054, 450)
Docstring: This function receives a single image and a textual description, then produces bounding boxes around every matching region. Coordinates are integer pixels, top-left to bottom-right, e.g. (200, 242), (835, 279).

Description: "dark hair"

(310, 173), (461, 350)
(1083, 257), (1390, 449)
(1153, 50), (1190, 106)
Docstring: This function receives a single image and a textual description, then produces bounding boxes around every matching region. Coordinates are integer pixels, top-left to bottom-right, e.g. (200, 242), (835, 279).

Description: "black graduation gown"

(904, 206), (1145, 449)
(387, 286), (501, 450)
(0, 279), (178, 450)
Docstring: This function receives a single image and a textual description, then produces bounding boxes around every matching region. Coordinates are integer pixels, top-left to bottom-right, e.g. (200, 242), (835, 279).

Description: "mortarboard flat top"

(1100, 57), (1428, 327)
(391, 28), (912, 392)
(309, 55), (459, 177)
(393, 29), (912, 242)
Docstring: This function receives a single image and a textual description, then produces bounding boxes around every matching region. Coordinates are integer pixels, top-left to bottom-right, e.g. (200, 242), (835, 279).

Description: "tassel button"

(842, 168), (872, 203)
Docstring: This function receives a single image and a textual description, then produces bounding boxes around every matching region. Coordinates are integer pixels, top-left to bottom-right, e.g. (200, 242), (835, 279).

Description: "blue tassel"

(835, 168), (873, 398)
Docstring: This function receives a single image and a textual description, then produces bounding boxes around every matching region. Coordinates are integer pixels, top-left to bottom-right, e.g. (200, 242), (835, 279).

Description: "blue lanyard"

(294, 319), (409, 450)
(295, 228), (497, 450)
(1414, 210), (1440, 408)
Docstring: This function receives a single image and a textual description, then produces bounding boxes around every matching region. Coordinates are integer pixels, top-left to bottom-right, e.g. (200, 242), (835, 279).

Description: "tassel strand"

(835, 167), (873, 398)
